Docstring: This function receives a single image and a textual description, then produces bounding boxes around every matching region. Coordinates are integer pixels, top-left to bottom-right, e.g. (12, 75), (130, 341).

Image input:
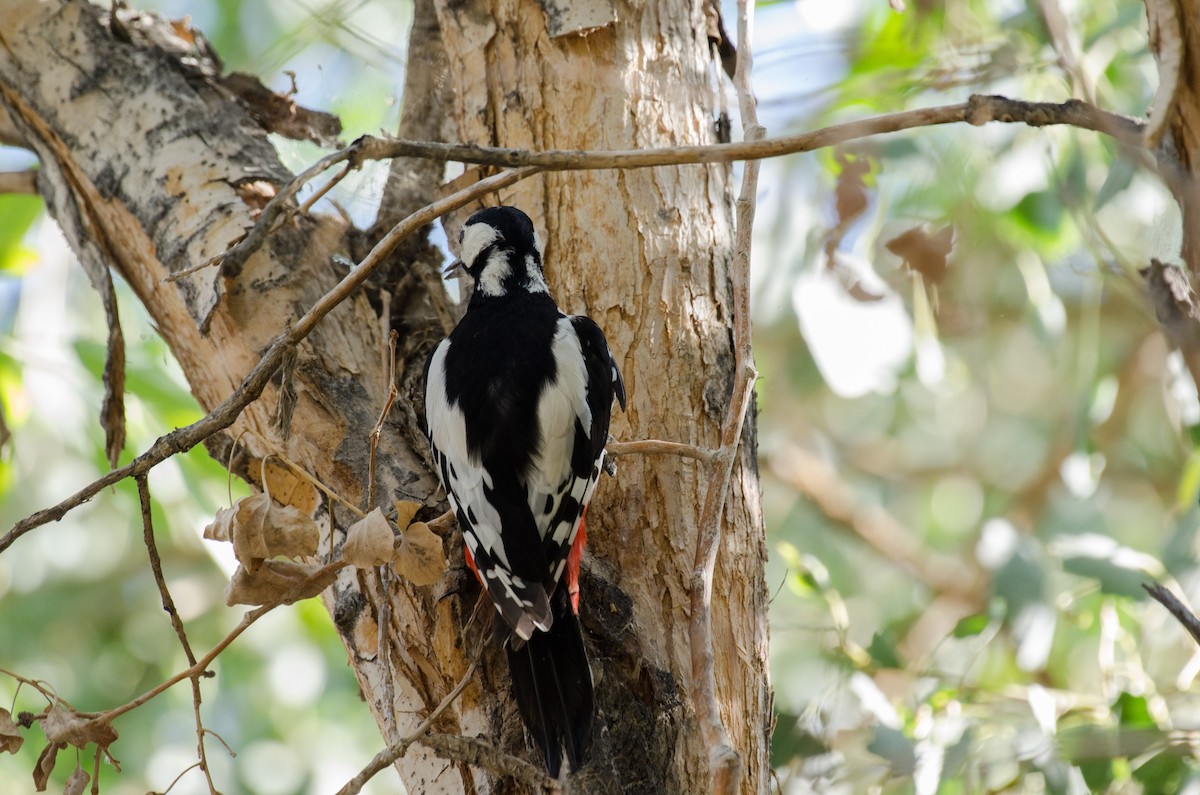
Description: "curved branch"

(2, 166), (539, 552)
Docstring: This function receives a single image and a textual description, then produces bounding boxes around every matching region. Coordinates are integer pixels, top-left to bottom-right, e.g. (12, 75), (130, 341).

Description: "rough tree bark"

(0, 0), (770, 793)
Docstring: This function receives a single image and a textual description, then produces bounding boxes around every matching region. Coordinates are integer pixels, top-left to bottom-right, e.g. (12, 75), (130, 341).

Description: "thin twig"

(418, 733), (559, 793)
(260, 446), (366, 519)
(87, 561), (347, 725)
(135, 476), (217, 793)
(607, 439), (716, 462)
(336, 658), (480, 795)
(368, 330), (400, 512)
(162, 94), (1146, 283)
(2, 166), (539, 554)
(339, 95), (1144, 171)
(297, 161), (352, 216)
(1144, 582), (1200, 646)
(689, 2), (761, 792)
(0, 170), (36, 194)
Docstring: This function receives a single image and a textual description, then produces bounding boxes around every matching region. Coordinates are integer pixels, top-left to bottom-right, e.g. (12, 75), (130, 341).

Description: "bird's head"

(447, 206), (548, 298)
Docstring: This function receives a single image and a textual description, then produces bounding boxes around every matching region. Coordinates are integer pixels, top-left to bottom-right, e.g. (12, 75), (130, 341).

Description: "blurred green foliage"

(1, 0), (1198, 793)
(759, 1), (1200, 793)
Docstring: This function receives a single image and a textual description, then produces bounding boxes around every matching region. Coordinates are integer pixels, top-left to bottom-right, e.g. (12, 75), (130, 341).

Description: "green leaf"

(952, 613), (991, 638)
(867, 630), (903, 669)
(1013, 190), (1065, 235)
(1113, 692), (1155, 729)
(0, 194), (43, 274)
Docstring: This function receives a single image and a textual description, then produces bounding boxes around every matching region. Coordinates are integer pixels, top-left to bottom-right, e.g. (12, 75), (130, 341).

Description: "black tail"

(505, 585), (594, 778)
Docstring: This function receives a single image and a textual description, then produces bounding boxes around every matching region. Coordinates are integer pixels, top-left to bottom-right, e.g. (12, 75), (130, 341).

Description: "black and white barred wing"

(425, 340), (552, 640)
(527, 316), (627, 584)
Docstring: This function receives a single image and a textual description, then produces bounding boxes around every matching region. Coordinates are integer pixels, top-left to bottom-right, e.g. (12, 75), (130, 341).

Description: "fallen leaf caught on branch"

(0, 708), (22, 754)
(63, 765), (89, 795)
(204, 492), (319, 572)
(41, 703), (117, 751)
(394, 521), (446, 586)
(343, 508), (395, 568)
(225, 559), (339, 606)
(394, 499), (421, 530)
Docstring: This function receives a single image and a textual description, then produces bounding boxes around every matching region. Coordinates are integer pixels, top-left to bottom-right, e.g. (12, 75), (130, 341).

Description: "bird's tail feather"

(506, 585), (594, 778)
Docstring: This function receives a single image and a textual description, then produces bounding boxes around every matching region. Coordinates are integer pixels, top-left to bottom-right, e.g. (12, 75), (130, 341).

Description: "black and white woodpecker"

(423, 206), (626, 776)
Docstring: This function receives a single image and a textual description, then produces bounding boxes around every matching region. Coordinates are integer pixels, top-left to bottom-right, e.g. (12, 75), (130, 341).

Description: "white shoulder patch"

(527, 319), (591, 496)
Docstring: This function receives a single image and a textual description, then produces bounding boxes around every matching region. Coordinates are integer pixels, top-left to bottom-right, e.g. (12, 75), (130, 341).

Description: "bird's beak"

(443, 259), (464, 278)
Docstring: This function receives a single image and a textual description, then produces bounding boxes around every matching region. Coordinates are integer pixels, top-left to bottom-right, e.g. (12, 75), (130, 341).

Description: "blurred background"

(2, 0), (1196, 792)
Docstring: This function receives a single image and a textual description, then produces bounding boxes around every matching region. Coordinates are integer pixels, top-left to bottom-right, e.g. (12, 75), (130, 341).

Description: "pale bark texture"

(0, 0), (770, 793)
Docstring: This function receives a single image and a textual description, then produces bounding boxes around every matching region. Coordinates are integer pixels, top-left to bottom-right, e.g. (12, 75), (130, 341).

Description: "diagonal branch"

(2, 166), (539, 553)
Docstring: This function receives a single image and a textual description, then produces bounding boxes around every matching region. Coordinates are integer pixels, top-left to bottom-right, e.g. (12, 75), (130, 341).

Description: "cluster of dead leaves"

(203, 493), (445, 606)
(341, 503), (445, 587)
(1, 702), (117, 793)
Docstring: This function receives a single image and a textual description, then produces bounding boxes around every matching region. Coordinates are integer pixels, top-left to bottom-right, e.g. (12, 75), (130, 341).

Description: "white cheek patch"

(478, 251), (513, 296)
(459, 223), (500, 271)
(524, 254), (549, 293)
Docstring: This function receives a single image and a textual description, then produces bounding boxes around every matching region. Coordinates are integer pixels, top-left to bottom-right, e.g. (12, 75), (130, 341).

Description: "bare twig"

(0, 169), (36, 194)
(135, 475), (217, 793)
(1144, 582), (1200, 646)
(418, 733), (559, 793)
(344, 95), (1144, 171)
(336, 658), (480, 795)
(296, 161), (351, 216)
(689, 1), (760, 791)
(163, 94), (1146, 284)
(607, 439), (716, 462)
(1144, 0), (1183, 147)
(1035, 0), (1095, 103)
(2, 165), (539, 554)
(91, 561), (347, 725)
(368, 330), (400, 512)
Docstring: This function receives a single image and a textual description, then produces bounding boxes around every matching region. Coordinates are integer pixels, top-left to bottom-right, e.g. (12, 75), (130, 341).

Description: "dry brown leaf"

(202, 504), (236, 542)
(394, 499), (421, 530)
(33, 741), (60, 792)
(42, 704), (117, 750)
(394, 521), (446, 586)
(343, 508), (395, 568)
(886, 225), (955, 285)
(205, 493), (320, 572)
(63, 765), (89, 795)
(0, 708), (22, 754)
(263, 458), (319, 514)
(225, 560), (337, 606)
(834, 152), (870, 228)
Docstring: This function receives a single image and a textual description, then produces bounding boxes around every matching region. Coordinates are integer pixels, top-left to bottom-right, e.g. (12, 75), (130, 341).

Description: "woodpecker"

(423, 205), (626, 776)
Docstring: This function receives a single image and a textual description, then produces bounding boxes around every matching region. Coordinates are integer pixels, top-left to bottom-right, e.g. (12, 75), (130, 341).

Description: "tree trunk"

(432, 0), (769, 791)
(0, 0), (770, 792)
